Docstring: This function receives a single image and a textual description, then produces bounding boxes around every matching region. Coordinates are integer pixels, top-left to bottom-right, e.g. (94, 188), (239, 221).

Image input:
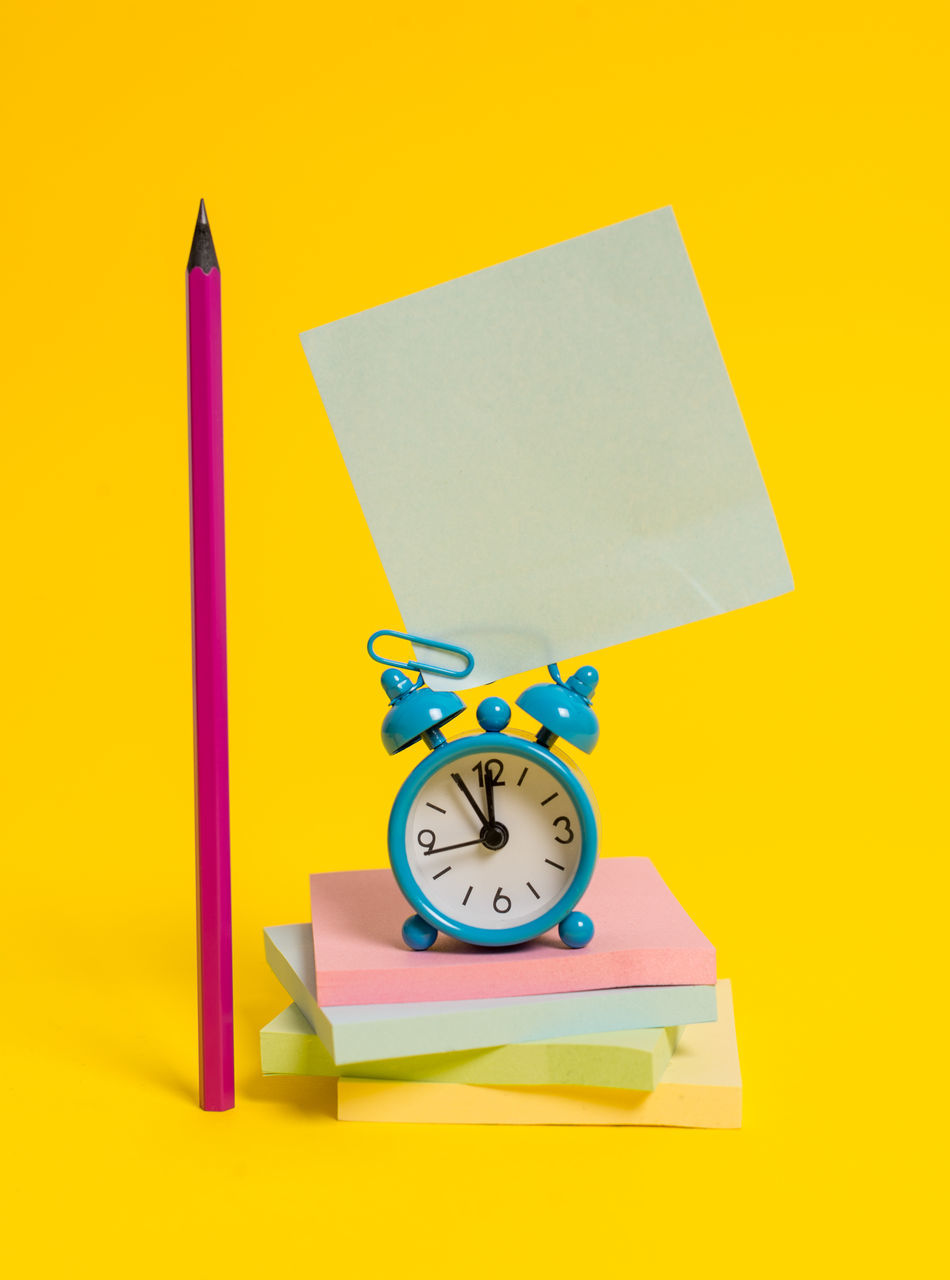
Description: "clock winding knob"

(476, 697), (511, 733)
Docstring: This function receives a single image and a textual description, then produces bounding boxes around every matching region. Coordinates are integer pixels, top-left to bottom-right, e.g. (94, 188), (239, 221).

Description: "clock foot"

(402, 914), (438, 951)
(558, 911), (594, 949)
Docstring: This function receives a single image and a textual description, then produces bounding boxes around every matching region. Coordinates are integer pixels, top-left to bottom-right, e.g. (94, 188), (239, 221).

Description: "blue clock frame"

(369, 638), (602, 951)
(387, 730), (600, 948)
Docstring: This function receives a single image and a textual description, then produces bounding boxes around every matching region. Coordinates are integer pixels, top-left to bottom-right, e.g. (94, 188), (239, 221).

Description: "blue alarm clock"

(370, 635), (601, 952)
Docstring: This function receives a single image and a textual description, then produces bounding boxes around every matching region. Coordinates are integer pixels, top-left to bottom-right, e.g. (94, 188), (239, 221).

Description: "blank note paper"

(301, 207), (792, 690)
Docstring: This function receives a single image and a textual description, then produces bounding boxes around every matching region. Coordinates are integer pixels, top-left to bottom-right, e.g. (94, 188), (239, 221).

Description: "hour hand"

(484, 769), (496, 825)
(450, 772), (489, 827)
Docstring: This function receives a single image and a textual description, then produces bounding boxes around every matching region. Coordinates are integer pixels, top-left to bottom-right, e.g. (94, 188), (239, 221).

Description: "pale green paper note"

(261, 1002), (683, 1091)
(301, 207), (792, 690)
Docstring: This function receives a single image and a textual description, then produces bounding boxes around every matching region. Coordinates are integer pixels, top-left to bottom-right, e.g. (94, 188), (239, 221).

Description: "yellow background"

(2, 2), (945, 1275)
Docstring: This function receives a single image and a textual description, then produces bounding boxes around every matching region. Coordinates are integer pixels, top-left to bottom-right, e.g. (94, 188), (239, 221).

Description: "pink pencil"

(187, 200), (234, 1110)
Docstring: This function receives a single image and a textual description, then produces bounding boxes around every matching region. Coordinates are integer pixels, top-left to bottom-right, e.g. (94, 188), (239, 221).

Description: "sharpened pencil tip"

(188, 199), (218, 273)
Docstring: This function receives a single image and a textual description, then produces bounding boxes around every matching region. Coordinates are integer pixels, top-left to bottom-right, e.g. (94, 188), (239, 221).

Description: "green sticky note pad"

(301, 207), (792, 690)
(261, 1003), (683, 1091)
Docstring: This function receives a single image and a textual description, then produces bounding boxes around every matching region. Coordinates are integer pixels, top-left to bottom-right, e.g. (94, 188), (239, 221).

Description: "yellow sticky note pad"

(338, 980), (740, 1128)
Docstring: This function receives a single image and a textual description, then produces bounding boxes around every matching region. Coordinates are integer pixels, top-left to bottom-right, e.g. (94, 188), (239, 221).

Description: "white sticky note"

(301, 207), (792, 690)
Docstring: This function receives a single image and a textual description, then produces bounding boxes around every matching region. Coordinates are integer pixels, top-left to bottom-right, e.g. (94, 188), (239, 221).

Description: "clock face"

(402, 748), (585, 931)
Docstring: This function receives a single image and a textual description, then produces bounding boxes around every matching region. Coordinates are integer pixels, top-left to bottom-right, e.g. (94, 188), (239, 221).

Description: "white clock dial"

(405, 750), (583, 930)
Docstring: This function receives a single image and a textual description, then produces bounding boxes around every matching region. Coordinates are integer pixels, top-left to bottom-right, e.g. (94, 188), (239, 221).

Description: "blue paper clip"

(367, 630), (475, 680)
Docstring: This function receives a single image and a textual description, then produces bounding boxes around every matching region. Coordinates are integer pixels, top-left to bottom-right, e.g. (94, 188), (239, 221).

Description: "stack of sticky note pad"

(261, 856), (741, 1126)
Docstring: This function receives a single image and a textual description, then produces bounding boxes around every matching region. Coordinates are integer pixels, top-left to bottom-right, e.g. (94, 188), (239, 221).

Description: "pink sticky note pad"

(309, 856), (715, 1006)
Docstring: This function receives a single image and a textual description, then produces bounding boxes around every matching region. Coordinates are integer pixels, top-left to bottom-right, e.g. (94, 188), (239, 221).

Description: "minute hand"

(450, 772), (489, 826)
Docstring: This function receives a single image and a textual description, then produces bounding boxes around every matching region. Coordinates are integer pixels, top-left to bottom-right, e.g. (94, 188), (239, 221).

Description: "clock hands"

(449, 769), (509, 852)
(450, 772), (489, 827)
